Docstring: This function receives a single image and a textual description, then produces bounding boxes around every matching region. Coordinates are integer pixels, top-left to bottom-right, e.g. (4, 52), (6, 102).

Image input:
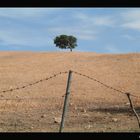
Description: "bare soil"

(0, 51), (140, 132)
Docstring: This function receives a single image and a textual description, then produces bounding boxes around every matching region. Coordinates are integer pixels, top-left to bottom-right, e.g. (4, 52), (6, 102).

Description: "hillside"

(0, 51), (140, 132)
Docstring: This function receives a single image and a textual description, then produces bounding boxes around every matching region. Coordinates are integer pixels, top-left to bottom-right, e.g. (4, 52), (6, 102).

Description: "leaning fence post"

(59, 70), (72, 133)
(125, 92), (140, 128)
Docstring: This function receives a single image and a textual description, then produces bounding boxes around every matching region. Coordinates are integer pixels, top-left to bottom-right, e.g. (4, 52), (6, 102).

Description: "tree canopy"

(54, 35), (77, 52)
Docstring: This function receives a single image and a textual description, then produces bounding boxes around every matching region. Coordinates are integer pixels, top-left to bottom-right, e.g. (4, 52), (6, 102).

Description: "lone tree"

(54, 35), (77, 52)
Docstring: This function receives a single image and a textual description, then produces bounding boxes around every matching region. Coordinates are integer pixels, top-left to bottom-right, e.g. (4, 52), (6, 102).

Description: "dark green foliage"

(54, 35), (77, 52)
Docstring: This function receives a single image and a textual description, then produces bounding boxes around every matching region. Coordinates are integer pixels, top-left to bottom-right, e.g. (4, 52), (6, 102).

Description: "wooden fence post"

(126, 92), (140, 128)
(59, 70), (72, 132)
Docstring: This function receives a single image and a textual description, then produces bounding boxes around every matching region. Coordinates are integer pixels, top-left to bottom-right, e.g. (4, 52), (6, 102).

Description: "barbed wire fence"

(72, 70), (140, 130)
(0, 71), (68, 100)
(0, 70), (140, 132)
(0, 71), (69, 132)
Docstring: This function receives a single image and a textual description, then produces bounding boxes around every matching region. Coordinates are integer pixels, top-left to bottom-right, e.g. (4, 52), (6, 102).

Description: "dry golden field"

(0, 51), (140, 132)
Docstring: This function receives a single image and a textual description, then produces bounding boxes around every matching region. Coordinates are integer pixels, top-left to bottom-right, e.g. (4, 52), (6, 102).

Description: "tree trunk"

(70, 48), (72, 52)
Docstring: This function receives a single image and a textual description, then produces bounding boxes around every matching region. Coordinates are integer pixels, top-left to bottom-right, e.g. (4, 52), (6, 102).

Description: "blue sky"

(0, 8), (140, 53)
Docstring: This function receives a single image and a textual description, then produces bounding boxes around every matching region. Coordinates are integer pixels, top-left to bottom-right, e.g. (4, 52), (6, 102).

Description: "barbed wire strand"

(0, 70), (140, 100)
(129, 94), (140, 99)
(0, 97), (49, 101)
(0, 71), (68, 94)
(72, 70), (140, 99)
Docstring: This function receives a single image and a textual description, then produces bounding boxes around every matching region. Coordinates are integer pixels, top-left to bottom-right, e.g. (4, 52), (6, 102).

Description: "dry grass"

(0, 51), (140, 132)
